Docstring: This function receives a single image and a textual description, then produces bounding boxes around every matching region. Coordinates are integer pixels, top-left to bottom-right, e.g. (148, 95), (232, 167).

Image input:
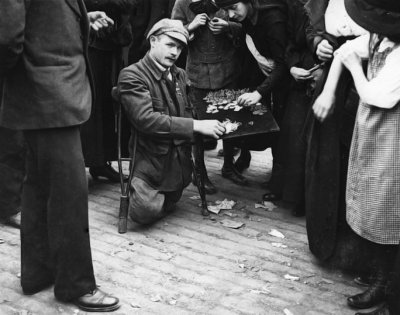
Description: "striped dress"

(346, 34), (400, 245)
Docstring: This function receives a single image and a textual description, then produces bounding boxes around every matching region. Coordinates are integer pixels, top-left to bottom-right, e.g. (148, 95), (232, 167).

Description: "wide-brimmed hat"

(146, 19), (189, 45)
(345, 0), (400, 37)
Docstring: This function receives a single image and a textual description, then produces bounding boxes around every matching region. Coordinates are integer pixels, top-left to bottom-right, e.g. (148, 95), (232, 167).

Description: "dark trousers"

(21, 126), (96, 301)
(0, 127), (25, 219)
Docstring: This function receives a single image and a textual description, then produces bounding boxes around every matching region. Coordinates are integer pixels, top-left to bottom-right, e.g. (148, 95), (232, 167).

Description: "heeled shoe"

(262, 190), (282, 202)
(347, 276), (387, 309)
(355, 303), (390, 315)
(74, 288), (120, 312)
(221, 164), (248, 186)
(234, 150), (251, 173)
(89, 163), (124, 183)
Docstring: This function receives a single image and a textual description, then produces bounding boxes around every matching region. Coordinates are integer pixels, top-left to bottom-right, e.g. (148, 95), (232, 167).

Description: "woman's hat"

(345, 0), (400, 37)
(214, 0), (250, 9)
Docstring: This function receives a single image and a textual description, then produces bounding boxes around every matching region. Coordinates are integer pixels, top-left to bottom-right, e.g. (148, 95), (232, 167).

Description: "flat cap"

(146, 18), (189, 45)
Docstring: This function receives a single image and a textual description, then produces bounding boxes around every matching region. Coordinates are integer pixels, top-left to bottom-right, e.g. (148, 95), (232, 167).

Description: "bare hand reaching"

(313, 91), (336, 122)
(316, 39), (334, 62)
(290, 67), (313, 81)
(188, 13), (208, 32)
(207, 17), (229, 35)
(87, 11), (114, 32)
(193, 120), (225, 139)
(237, 91), (262, 107)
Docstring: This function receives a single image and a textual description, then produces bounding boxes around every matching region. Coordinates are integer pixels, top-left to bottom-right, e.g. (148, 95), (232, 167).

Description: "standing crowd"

(1, 0), (400, 314)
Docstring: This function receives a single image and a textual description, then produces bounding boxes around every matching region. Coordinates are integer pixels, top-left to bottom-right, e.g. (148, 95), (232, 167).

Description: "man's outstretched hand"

(194, 120), (225, 139)
(87, 11), (114, 32)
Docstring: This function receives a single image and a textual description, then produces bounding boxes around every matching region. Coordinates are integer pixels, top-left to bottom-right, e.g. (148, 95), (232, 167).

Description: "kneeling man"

(118, 19), (225, 224)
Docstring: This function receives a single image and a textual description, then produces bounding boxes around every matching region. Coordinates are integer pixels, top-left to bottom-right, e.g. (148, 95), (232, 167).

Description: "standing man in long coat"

(0, 0), (120, 311)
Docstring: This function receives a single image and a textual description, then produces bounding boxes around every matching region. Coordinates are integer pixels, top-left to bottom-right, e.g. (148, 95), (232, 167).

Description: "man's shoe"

(74, 288), (120, 312)
(221, 165), (248, 185)
(355, 303), (391, 315)
(347, 279), (387, 309)
(262, 191), (282, 202)
(89, 163), (125, 183)
(0, 212), (21, 229)
(234, 150), (251, 173)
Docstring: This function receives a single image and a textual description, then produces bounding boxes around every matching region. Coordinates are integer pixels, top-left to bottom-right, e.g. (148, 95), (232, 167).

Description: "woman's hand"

(313, 91), (336, 122)
(316, 39), (334, 62)
(188, 13), (208, 32)
(237, 91), (262, 107)
(207, 17), (229, 35)
(290, 67), (313, 81)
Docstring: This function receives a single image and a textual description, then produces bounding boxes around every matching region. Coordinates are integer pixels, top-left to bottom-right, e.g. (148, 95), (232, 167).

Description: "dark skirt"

(305, 65), (359, 261)
(280, 83), (311, 204)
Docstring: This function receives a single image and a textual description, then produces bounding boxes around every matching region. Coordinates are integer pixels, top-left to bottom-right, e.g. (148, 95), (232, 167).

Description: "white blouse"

(338, 33), (400, 109)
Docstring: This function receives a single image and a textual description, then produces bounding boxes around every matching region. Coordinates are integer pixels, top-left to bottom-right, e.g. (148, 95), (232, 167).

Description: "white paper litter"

(271, 242), (287, 248)
(283, 309), (294, 315)
(189, 195), (201, 200)
(268, 229), (285, 239)
(220, 219), (244, 229)
(284, 274), (300, 281)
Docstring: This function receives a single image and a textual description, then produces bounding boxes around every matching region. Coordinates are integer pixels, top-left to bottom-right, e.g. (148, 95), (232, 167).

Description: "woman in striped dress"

(313, 0), (400, 312)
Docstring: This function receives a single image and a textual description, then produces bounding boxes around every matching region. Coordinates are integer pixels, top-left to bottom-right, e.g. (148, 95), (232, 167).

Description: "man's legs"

(22, 127), (96, 301)
(0, 127), (25, 225)
(129, 177), (182, 224)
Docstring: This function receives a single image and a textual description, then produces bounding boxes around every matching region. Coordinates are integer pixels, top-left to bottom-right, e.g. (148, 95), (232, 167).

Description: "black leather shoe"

(74, 288), (120, 312)
(262, 191), (282, 202)
(234, 150), (251, 173)
(89, 163), (125, 183)
(192, 174), (217, 195)
(347, 279), (387, 309)
(355, 303), (390, 315)
(221, 165), (248, 185)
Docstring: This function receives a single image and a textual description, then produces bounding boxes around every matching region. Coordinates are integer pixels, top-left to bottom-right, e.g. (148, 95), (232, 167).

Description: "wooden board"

(192, 90), (279, 140)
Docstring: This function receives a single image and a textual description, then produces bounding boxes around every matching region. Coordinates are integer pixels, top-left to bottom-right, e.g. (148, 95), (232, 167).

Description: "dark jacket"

(241, 2), (289, 98)
(118, 53), (194, 191)
(172, 0), (242, 89)
(0, 0), (92, 130)
(285, 0), (314, 71)
(84, 0), (135, 51)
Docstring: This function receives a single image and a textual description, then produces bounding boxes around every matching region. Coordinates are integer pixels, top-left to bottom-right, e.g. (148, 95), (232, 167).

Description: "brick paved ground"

(0, 143), (369, 315)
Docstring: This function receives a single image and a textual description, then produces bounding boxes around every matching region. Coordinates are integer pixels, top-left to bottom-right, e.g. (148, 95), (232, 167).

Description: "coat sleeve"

(118, 67), (194, 140)
(0, 0), (26, 75)
(171, 0), (189, 27)
(83, 0), (138, 12)
(256, 11), (288, 97)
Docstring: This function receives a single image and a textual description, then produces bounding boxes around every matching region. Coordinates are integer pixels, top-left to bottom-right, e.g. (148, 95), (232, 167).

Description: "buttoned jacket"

(118, 53), (194, 191)
(0, 0), (93, 130)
